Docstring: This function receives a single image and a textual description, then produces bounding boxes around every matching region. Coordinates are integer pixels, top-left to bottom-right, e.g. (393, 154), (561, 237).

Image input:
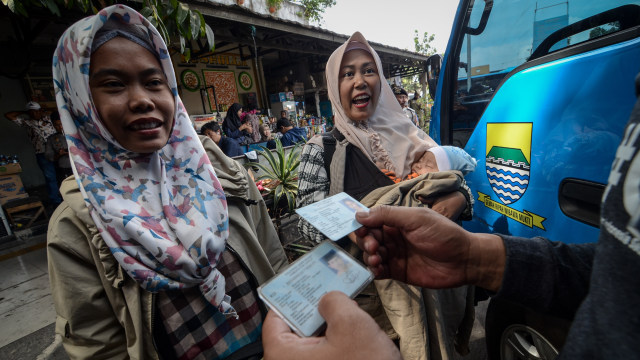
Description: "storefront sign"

(180, 53), (249, 67)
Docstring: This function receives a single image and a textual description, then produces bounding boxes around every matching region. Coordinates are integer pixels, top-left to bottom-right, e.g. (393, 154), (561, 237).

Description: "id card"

(295, 192), (369, 241)
(258, 241), (373, 337)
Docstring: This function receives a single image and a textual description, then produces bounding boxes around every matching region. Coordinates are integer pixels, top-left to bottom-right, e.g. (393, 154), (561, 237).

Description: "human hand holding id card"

(295, 192), (369, 241)
(258, 241), (373, 337)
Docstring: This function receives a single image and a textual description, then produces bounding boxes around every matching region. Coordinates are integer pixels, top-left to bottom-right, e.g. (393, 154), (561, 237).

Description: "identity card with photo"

(258, 241), (374, 337)
(295, 192), (369, 241)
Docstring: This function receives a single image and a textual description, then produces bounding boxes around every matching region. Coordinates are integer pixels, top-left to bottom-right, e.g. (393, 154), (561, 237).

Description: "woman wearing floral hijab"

(48, 5), (286, 359)
(295, 32), (474, 359)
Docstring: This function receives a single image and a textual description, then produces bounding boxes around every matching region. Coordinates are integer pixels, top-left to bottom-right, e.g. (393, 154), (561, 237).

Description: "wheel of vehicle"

(485, 299), (571, 360)
(500, 324), (558, 360)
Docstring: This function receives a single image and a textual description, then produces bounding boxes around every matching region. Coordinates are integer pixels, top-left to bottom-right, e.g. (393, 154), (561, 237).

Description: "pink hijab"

(319, 32), (437, 178)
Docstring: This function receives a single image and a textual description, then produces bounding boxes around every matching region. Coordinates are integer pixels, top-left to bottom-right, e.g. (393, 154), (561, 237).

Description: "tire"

(485, 298), (571, 360)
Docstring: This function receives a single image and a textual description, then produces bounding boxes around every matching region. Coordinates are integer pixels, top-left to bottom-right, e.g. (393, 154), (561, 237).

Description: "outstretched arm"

(4, 111), (23, 121)
(354, 205), (506, 291)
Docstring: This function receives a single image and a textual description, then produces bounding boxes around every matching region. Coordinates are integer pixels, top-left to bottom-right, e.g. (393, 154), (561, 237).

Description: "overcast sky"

(318, 1), (461, 54)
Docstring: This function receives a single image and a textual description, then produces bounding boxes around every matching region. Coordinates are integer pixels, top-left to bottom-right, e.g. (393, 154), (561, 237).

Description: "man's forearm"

(466, 233), (506, 292)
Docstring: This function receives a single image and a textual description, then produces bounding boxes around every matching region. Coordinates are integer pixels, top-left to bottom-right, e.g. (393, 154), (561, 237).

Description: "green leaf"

(189, 11), (200, 40)
(40, 0), (61, 16)
(140, 7), (153, 17)
(176, 3), (188, 24)
(205, 23), (215, 52)
(183, 47), (191, 62)
(198, 11), (206, 37)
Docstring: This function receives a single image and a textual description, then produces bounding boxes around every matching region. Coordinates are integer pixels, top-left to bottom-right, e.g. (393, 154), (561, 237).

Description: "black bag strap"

(321, 128), (344, 179)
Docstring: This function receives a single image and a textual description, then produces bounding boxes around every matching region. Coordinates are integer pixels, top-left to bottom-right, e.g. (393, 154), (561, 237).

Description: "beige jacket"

(361, 171), (475, 360)
(47, 136), (288, 359)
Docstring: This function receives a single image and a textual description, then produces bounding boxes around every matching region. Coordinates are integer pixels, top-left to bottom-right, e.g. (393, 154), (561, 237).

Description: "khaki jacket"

(47, 136), (287, 359)
(361, 171), (475, 360)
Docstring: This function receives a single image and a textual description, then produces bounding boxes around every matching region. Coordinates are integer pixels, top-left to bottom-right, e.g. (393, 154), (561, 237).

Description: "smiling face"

(338, 49), (380, 123)
(89, 37), (175, 153)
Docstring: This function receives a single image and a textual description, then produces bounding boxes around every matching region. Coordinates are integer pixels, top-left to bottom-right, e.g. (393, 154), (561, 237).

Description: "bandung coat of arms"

(485, 123), (532, 205)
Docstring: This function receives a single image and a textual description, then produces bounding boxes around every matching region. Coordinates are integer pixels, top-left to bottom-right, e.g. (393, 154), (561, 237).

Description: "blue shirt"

(280, 127), (307, 147)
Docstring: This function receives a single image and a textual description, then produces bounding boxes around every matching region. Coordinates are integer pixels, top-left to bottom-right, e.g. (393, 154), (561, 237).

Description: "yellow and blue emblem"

(477, 123), (546, 230)
(485, 123), (532, 204)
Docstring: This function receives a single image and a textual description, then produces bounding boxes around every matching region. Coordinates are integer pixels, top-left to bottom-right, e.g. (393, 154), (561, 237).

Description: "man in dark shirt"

(276, 118), (307, 147)
(200, 121), (243, 158)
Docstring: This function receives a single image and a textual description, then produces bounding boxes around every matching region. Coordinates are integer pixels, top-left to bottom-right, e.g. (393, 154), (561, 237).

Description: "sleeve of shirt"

(493, 235), (595, 319)
(13, 114), (27, 126)
(458, 178), (474, 221)
(296, 143), (330, 243)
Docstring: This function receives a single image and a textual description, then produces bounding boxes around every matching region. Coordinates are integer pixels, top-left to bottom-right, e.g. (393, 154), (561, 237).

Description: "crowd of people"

(1, 4), (634, 360)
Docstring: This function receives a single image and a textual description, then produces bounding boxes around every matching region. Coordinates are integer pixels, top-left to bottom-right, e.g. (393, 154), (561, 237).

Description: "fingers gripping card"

(258, 241), (373, 337)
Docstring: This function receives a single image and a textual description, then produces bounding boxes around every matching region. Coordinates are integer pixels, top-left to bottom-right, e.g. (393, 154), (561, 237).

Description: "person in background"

(4, 101), (61, 206)
(48, 6), (287, 359)
(391, 84), (419, 127)
(44, 113), (73, 186)
(222, 102), (252, 144)
(259, 124), (277, 150)
(279, 110), (289, 124)
(276, 118), (307, 147)
(243, 104), (261, 143)
(201, 121), (244, 158)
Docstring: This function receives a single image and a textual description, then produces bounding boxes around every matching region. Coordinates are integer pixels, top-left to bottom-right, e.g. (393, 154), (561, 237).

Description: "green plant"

(250, 138), (301, 215)
(2, 0), (214, 61)
(293, 0), (335, 23)
(266, 0), (283, 10)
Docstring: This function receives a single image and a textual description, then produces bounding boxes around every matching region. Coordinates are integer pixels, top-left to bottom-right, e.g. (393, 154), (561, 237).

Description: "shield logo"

(486, 123), (532, 205)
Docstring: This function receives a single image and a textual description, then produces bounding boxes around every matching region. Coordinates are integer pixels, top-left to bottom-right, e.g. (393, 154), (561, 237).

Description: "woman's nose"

(354, 73), (367, 88)
(129, 87), (154, 112)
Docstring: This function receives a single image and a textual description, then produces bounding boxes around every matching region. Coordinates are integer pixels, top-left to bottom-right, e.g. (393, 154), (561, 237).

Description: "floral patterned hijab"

(52, 5), (234, 315)
(322, 32), (437, 178)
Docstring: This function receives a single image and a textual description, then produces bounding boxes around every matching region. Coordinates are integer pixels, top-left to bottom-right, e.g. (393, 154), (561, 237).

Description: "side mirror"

(425, 54), (442, 100)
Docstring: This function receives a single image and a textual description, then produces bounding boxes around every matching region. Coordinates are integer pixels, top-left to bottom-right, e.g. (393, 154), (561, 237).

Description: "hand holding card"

(258, 241), (373, 337)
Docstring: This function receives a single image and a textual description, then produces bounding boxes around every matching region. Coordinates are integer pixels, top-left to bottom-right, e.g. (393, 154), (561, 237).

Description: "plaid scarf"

(157, 249), (263, 360)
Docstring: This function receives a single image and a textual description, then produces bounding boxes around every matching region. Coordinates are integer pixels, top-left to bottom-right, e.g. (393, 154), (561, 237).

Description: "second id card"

(258, 241), (373, 337)
(295, 192), (369, 241)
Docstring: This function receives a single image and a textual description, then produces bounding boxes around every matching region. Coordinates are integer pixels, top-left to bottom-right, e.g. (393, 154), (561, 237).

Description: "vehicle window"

(451, 0), (640, 147)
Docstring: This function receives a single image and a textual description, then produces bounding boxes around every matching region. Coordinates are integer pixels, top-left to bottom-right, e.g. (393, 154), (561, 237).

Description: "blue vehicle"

(425, 0), (640, 358)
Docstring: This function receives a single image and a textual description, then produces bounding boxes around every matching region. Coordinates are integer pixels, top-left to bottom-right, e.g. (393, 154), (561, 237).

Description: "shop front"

(0, 0), (428, 192)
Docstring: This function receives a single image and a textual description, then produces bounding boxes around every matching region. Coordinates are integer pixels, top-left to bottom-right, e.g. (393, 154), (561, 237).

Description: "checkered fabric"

(157, 249), (263, 360)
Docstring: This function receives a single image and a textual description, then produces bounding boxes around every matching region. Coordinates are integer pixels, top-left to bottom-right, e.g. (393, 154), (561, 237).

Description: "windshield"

(451, 0), (640, 147)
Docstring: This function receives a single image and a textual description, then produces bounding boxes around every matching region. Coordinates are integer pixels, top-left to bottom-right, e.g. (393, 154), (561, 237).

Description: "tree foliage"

(293, 0), (335, 23)
(1, 0), (214, 60)
(413, 29), (437, 56)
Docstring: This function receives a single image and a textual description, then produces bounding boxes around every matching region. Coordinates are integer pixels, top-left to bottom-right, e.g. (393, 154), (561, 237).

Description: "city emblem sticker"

(485, 122), (531, 204)
(478, 123), (546, 230)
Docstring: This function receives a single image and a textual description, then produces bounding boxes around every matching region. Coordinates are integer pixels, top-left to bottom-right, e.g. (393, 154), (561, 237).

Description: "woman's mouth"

(352, 94), (371, 108)
(129, 120), (162, 131)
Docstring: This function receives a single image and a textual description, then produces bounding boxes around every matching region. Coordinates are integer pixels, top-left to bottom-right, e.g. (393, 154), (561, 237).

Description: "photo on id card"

(258, 241), (373, 337)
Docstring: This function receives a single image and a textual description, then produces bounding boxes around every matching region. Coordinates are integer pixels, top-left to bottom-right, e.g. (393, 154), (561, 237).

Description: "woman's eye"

(364, 67), (376, 75)
(342, 71), (354, 78)
(103, 80), (124, 88)
(147, 78), (165, 87)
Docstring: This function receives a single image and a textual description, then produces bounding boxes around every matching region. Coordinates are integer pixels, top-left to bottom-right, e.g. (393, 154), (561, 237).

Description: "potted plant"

(249, 138), (301, 221)
(266, 0), (283, 13)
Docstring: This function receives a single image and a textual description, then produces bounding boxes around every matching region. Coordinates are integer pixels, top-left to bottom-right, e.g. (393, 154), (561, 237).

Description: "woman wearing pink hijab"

(295, 32), (474, 359)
